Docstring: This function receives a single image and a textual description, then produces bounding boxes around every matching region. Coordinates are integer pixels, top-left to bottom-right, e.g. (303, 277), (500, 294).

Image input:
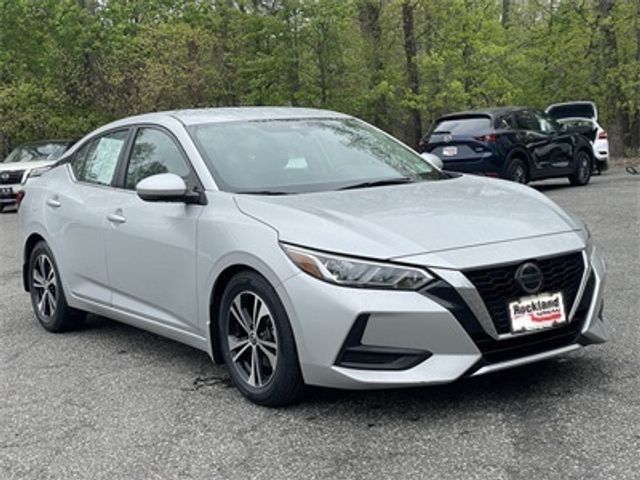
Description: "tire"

(569, 150), (592, 186)
(218, 271), (305, 407)
(28, 241), (85, 332)
(505, 157), (529, 184)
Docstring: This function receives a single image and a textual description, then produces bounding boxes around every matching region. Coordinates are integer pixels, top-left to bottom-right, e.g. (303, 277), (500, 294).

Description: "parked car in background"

(0, 140), (75, 212)
(17, 108), (609, 406)
(546, 101), (609, 173)
(418, 107), (594, 186)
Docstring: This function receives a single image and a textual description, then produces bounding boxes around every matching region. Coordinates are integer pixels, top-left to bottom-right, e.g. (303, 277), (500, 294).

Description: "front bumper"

(278, 245), (609, 389)
(0, 183), (22, 205)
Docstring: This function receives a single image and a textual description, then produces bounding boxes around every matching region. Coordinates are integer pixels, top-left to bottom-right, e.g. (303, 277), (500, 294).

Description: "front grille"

(464, 252), (585, 334)
(472, 272), (595, 364)
(0, 170), (26, 185)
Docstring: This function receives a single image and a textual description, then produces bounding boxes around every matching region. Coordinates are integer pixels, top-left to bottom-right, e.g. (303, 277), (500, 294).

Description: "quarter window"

(71, 130), (128, 186)
(124, 128), (191, 190)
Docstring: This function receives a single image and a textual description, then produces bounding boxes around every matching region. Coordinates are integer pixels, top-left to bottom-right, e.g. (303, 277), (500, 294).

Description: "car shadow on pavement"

(531, 182), (575, 193)
(303, 356), (608, 415)
(79, 313), (610, 418)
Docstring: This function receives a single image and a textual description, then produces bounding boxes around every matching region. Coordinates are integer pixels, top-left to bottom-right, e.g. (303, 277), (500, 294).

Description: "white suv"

(546, 101), (609, 173)
(0, 140), (75, 212)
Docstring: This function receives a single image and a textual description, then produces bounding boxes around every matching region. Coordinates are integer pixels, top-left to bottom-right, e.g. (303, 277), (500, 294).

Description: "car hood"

(0, 160), (55, 172)
(234, 175), (581, 260)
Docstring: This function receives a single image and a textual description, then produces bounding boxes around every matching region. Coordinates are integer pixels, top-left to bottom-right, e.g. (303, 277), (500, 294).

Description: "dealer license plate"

(442, 146), (458, 157)
(508, 292), (566, 333)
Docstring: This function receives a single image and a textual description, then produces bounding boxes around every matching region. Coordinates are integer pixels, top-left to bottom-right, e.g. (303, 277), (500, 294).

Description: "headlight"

(281, 244), (434, 290)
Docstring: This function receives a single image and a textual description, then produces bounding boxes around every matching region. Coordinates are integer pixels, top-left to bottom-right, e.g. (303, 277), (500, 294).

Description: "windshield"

(431, 117), (491, 135)
(189, 118), (444, 194)
(3, 142), (69, 164)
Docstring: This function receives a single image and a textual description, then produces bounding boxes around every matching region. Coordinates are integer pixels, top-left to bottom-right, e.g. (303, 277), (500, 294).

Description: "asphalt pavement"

(1, 168), (639, 480)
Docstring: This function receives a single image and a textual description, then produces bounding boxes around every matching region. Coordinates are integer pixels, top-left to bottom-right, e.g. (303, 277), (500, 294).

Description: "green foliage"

(0, 0), (638, 155)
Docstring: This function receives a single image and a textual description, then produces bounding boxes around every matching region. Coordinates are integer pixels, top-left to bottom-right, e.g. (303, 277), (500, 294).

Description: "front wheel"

(218, 271), (305, 407)
(29, 241), (85, 332)
(569, 150), (592, 186)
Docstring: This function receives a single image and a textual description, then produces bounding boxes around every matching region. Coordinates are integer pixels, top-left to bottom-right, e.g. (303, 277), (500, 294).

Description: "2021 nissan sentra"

(17, 108), (610, 406)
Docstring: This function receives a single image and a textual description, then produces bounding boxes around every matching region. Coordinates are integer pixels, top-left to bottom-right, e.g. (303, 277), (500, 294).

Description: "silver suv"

(17, 108), (610, 406)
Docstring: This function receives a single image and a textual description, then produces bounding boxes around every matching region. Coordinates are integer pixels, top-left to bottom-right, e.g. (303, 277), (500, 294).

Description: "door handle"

(107, 213), (126, 224)
(46, 198), (61, 208)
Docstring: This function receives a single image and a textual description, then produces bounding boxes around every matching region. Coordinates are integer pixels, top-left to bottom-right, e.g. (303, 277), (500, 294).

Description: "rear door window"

(515, 111), (539, 131)
(71, 130), (128, 186)
(495, 114), (515, 130)
(432, 117), (491, 135)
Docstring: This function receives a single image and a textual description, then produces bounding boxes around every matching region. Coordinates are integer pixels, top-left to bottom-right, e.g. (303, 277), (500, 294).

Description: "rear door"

(533, 110), (573, 171)
(424, 115), (494, 163)
(103, 125), (204, 335)
(43, 129), (130, 305)
(514, 109), (551, 174)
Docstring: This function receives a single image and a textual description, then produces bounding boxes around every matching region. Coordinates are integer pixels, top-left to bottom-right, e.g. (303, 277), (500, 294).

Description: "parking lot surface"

(1, 168), (639, 480)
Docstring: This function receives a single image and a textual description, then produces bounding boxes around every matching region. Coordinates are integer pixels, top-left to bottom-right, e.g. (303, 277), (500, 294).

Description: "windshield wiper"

(237, 190), (292, 195)
(338, 177), (415, 191)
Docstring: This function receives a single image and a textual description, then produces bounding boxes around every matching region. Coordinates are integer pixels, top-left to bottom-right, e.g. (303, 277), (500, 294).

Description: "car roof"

(436, 107), (528, 121)
(16, 139), (75, 147)
(101, 107), (351, 130)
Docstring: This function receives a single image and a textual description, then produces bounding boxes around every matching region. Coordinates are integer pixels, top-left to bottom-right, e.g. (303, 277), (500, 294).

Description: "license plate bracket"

(508, 292), (567, 333)
(442, 146), (458, 157)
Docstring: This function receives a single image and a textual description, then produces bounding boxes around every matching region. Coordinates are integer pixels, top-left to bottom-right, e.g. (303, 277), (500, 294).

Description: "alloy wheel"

(32, 254), (58, 320)
(577, 153), (590, 183)
(226, 291), (279, 388)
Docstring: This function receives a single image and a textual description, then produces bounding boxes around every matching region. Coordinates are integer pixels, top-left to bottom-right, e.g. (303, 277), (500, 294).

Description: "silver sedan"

(17, 108), (610, 406)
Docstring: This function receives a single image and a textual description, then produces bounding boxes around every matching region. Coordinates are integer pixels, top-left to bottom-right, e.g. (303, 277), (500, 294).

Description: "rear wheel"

(506, 157), (528, 184)
(29, 241), (85, 332)
(569, 150), (592, 186)
(218, 271), (305, 407)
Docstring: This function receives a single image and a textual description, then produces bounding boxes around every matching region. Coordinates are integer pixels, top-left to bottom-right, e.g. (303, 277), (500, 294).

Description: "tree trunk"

(502, 0), (510, 28)
(288, 11), (301, 106)
(401, 1), (422, 147)
(598, 0), (625, 157)
(357, 0), (387, 128)
(631, 0), (640, 150)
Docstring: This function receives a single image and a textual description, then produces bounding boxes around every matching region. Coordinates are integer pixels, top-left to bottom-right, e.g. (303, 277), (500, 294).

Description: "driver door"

(103, 126), (205, 335)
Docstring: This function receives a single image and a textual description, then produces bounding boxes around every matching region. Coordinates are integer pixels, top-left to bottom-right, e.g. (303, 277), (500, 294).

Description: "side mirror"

(420, 152), (444, 170)
(136, 173), (189, 203)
